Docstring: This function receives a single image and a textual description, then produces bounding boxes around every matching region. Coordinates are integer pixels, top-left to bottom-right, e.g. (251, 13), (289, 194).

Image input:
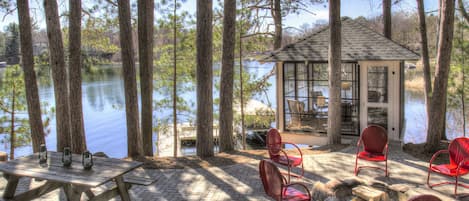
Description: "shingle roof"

(263, 19), (420, 62)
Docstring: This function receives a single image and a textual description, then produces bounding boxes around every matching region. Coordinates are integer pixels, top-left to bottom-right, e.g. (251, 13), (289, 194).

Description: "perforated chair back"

(361, 125), (388, 154)
(259, 159), (283, 200)
(449, 137), (469, 169)
(267, 129), (282, 159)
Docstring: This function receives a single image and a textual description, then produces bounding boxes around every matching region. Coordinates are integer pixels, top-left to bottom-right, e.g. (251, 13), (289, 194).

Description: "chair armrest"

(384, 143), (389, 159)
(283, 182), (311, 199)
(279, 149), (291, 166)
(429, 150), (449, 167)
(282, 142), (303, 159)
(281, 174), (288, 184)
(356, 139), (362, 155)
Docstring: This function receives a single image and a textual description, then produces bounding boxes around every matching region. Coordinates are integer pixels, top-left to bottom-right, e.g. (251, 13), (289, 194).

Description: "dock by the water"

(157, 123), (225, 157)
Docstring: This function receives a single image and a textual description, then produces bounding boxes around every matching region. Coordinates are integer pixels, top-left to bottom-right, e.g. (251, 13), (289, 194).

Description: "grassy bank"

(405, 76), (424, 91)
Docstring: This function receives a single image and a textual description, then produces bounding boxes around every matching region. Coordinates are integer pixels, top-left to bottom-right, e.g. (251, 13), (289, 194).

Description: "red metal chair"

(427, 137), (469, 195)
(259, 159), (311, 201)
(407, 194), (442, 201)
(266, 128), (304, 183)
(354, 125), (389, 176)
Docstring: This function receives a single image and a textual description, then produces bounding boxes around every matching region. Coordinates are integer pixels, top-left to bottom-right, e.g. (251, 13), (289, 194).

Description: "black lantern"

(39, 144), (47, 164)
(82, 150), (93, 170)
(62, 147), (72, 167)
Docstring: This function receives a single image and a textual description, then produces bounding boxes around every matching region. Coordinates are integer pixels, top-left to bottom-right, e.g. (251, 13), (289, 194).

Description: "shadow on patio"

(0, 143), (467, 201)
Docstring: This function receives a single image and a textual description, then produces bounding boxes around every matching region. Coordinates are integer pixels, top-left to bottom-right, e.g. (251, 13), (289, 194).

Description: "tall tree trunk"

(196, 0), (214, 158)
(436, 0), (442, 50)
(118, 0), (144, 158)
(383, 0), (392, 39)
(417, 0), (433, 121)
(328, 0), (341, 144)
(439, 0), (449, 141)
(44, 0), (71, 151)
(10, 86), (15, 160)
(239, 0), (246, 150)
(219, 0), (236, 152)
(138, 0), (154, 157)
(17, 0), (45, 152)
(69, 0), (86, 154)
(460, 26), (466, 137)
(172, 0), (178, 157)
(425, 0), (455, 152)
(456, 8), (468, 141)
(272, 0), (282, 49)
(463, 53), (467, 138)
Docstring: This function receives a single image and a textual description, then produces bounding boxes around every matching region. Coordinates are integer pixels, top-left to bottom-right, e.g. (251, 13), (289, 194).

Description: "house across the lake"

(263, 18), (419, 145)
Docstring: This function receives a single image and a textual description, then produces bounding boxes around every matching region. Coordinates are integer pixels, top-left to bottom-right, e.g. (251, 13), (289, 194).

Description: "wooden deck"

(158, 123), (224, 157)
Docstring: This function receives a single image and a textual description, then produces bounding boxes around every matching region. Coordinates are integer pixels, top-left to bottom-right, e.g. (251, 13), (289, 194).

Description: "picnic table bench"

(0, 151), (142, 201)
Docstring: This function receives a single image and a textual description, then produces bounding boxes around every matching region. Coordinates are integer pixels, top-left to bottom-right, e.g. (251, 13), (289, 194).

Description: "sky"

(0, 0), (439, 31)
(181, 0), (439, 28)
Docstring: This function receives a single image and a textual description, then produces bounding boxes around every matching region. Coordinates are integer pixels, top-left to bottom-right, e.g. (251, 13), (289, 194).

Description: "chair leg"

(354, 157), (359, 176)
(385, 159), (388, 177)
(455, 175), (459, 195)
(427, 173), (430, 187)
(287, 166), (291, 183)
(427, 167), (432, 187)
(300, 163), (304, 178)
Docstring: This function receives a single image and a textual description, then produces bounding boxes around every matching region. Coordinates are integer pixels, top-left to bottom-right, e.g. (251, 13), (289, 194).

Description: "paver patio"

(0, 142), (465, 201)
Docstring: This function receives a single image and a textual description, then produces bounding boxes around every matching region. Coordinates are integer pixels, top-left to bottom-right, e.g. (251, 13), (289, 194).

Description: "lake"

(0, 63), (465, 158)
(1, 63), (276, 158)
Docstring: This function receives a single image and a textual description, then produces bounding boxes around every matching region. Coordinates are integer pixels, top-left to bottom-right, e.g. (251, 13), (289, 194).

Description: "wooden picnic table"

(0, 151), (142, 201)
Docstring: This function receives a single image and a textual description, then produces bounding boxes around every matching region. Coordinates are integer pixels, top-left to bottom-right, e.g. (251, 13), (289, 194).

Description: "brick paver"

(0, 143), (464, 200)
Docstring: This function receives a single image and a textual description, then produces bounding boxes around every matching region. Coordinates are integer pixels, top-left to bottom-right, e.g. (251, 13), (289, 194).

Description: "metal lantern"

(39, 144), (47, 164)
(82, 150), (93, 170)
(62, 147), (72, 167)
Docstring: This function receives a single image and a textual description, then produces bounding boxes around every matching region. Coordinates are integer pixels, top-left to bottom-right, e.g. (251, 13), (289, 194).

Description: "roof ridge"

(346, 19), (420, 58)
(266, 24), (329, 58)
(280, 24), (329, 49)
(275, 18), (355, 51)
(262, 18), (420, 62)
(297, 24), (329, 42)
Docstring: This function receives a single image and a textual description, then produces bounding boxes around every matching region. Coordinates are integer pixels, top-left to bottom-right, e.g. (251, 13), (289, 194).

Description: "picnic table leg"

(63, 184), (83, 201)
(115, 175), (131, 201)
(84, 189), (95, 199)
(3, 174), (20, 199)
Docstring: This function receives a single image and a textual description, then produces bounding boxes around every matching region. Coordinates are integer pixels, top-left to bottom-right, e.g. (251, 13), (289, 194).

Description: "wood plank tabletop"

(0, 152), (142, 187)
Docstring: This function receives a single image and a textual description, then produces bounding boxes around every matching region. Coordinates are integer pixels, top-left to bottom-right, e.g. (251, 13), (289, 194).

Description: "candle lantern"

(82, 151), (93, 170)
(62, 147), (72, 167)
(39, 144), (47, 164)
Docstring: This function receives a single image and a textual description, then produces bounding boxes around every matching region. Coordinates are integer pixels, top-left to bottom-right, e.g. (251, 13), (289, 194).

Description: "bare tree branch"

(247, 5), (271, 10)
(458, 0), (469, 24)
(241, 32), (275, 38)
(2, 6), (16, 22)
(104, 0), (118, 7)
(0, 102), (12, 114)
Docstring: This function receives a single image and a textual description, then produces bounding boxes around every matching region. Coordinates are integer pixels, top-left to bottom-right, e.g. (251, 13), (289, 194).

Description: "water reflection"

(4, 63), (276, 158)
(1, 65), (142, 158)
(403, 89), (468, 144)
(403, 90), (428, 143)
(3, 63), (466, 158)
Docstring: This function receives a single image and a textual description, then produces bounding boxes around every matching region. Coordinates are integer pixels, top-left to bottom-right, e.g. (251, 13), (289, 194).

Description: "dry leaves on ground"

(137, 144), (348, 169)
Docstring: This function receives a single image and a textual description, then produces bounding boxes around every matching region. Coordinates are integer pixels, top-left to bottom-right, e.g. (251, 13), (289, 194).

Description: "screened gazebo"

(263, 18), (419, 145)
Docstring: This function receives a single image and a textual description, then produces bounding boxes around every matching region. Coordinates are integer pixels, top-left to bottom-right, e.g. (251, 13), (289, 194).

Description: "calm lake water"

(1, 63), (465, 158)
(1, 63), (276, 158)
